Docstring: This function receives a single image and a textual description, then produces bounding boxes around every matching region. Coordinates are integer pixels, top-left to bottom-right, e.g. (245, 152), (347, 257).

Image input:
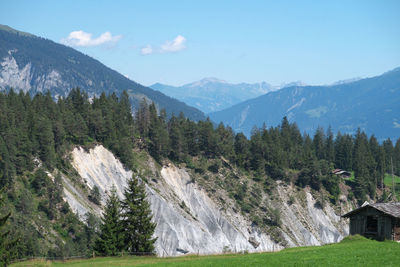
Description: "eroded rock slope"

(64, 145), (350, 256)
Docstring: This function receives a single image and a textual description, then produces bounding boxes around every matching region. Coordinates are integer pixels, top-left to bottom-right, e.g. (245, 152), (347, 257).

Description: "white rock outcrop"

(0, 56), (32, 92)
(0, 54), (69, 94)
(65, 145), (349, 256)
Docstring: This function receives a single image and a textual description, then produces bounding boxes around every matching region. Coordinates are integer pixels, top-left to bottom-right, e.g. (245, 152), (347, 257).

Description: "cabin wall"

(394, 218), (400, 241)
(350, 215), (365, 235)
(383, 216), (393, 240)
(348, 207), (394, 241)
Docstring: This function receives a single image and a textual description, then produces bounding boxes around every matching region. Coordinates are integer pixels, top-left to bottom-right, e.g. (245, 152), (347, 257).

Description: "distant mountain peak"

(186, 77), (228, 87)
(279, 80), (307, 89)
(150, 82), (165, 87)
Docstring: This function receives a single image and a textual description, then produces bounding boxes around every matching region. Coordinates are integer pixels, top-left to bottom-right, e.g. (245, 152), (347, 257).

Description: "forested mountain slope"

(0, 90), (399, 261)
(0, 25), (205, 121)
(210, 68), (400, 141)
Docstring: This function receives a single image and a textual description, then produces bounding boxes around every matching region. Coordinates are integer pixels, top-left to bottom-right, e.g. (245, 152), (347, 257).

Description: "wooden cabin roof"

(342, 202), (400, 218)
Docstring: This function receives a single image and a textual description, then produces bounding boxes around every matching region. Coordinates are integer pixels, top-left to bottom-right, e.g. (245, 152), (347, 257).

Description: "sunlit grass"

(11, 235), (400, 267)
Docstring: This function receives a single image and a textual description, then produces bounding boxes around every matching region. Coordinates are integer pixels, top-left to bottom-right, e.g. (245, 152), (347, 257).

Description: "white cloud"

(160, 35), (186, 53)
(61, 30), (122, 47)
(141, 45), (154, 55)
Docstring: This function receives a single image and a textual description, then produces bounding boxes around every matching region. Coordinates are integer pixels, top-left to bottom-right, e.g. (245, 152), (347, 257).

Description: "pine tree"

(325, 127), (335, 162)
(216, 123), (235, 162)
(94, 187), (124, 256)
(383, 138), (394, 173)
(313, 126), (326, 160)
(353, 129), (375, 202)
(35, 116), (56, 169)
(136, 98), (150, 139)
(148, 104), (169, 161)
(121, 175), (157, 254)
(168, 116), (184, 161)
(334, 133), (353, 170)
(234, 133), (250, 169)
(250, 127), (265, 172)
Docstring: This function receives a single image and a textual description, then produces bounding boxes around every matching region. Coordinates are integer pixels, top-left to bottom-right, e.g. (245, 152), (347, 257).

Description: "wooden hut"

(342, 202), (400, 241)
(332, 169), (351, 178)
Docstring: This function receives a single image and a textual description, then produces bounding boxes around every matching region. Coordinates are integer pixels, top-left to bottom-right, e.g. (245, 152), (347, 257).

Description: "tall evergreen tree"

(250, 127), (265, 172)
(325, 127), (335, 162)
(121, 175), (156, 254)
(334, 133), (353, 171)
(353, 129), (375, 202)
(198, 118), (217, 157)
(216, 123), (235, 161)
(234, 133), (250, 169)
(35, 116), (56, 169)
(313, 126), (325, 160)
(383, 138), (394, 173)
(94, 187), (124, 256)
(168, 116), (185, 161)
(136, 99), (150, 139)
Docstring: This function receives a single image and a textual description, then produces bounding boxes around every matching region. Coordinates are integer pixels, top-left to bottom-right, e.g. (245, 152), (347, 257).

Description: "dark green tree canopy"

(121, 175), (157, 254)
(94, 186), (124, 256)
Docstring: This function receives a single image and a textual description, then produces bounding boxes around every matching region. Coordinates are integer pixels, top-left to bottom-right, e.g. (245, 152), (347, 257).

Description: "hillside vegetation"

(0, 89), (399, 262)
(11, 236), (400, 267)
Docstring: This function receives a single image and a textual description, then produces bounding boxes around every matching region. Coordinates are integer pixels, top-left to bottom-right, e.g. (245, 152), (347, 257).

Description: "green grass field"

(11, 235), (400, 267)
(384, 173), (400, 187)
(383, 173), (400, 199)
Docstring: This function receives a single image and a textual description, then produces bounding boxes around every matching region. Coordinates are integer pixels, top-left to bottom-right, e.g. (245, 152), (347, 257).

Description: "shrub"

(208, 162), (220, 173)
(88, 186), (101, 205)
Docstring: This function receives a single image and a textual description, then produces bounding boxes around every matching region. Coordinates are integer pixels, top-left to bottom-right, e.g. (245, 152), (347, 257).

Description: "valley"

(0, 12), (399, 266)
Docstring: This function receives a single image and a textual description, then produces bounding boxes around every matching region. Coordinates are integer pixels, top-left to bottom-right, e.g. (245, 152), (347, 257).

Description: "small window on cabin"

(366, 216), (378, 233)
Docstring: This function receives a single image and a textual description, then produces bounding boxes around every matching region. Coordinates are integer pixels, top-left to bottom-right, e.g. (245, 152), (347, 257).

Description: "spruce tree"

(94, 186), (124, 256)
(168, 116), (185, 161)
(121, 175), (157, 254)
(353, 129), (374, 202)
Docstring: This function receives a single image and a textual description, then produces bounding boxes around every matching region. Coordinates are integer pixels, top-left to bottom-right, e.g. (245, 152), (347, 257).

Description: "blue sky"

(2, 0), (400, 86)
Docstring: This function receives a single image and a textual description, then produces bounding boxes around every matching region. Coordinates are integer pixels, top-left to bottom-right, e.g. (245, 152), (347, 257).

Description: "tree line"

(1, 88), (400, 200)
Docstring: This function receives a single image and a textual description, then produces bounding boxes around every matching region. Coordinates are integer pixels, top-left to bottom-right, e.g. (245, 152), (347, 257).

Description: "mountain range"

(151, 79), (306, 114)
(0, 25), (205, 121)
(151, 78), (276, 113)
(209, 68), (400, 141)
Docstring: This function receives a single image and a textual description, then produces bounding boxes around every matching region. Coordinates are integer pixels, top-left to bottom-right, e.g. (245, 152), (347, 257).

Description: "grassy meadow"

(11, 235), (400, 267)
(384, 173), (400, 187)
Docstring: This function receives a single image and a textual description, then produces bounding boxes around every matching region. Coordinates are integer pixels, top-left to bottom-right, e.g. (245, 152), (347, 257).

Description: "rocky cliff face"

(0, 52), (71, 97)
(65, 145), (350, 256)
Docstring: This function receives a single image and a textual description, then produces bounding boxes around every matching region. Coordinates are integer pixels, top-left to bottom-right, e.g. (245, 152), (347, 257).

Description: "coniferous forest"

(0, 88), (400, 262)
